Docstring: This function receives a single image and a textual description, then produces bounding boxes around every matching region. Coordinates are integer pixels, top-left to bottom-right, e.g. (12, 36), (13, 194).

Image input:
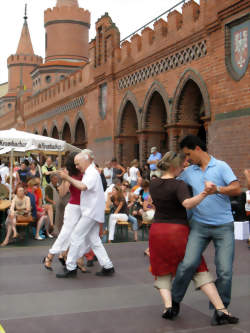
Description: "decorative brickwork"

(26, 96), (84, 126)
(118, 40), (207, 89)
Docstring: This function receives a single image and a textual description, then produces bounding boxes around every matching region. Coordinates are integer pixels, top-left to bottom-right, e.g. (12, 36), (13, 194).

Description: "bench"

(16, 219), (34, 242)
(116, 220), (130, 242)
(141, 220), (152, 241)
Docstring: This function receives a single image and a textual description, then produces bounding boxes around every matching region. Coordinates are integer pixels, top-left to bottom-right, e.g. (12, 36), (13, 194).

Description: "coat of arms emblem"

(225, 15), (250, 81)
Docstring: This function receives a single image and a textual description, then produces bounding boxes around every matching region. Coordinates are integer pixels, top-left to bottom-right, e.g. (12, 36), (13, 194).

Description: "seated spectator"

(106, 185), (129, 242)
(41, 157), (57, 188)
(27, 178), (53, 240)
(123, 166), (131, 184)
(0, 175), (9, 199)
(27, 161), (41, 180)
(16, 161), (30, 184)
(45, 173), (60, 230)
(0, 162), (9, 185)
(1, 185), (31, 246)
(104, 178), (121, 202)
(121, 181), (138, 241)
(131, 176), (143, 195)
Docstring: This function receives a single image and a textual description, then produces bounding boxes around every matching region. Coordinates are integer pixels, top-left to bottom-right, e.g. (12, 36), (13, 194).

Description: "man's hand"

(57, 170), (69, 181)
(204, 181), (217, 194)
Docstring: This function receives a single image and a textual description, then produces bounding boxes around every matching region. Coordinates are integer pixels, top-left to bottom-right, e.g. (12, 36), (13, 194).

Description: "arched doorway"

(143, 91), (168, 158)
(118, 101), (139, 166)
(176, 80), (206, 146)
(62, 123), (71, 143)
(42, 128), (48, 136)
(74, 118), (87, 149)
(51, 126), (59, 139)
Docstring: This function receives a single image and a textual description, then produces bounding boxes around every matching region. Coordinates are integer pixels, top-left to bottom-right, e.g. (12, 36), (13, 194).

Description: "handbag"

(16, 214), (33, 223)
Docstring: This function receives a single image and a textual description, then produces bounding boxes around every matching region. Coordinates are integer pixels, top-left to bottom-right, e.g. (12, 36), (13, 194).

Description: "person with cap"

(147, 147), (162, 178)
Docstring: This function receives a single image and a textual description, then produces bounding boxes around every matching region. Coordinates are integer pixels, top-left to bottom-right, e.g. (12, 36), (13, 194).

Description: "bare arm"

(114, 201), (123, 214)
(58, 171), (87, 191)
(182, 191), (208, 210)
(58, 180), (70, 197)
(244, 169), (250, 190)
(205, 180), (241, 197)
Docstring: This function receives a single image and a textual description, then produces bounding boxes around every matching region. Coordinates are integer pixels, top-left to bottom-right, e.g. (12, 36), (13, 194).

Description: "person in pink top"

(43, 152), (89, 272)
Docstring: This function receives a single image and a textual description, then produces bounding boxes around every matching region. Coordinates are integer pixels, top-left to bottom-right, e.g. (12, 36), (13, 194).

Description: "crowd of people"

(0, 135), (248, 326)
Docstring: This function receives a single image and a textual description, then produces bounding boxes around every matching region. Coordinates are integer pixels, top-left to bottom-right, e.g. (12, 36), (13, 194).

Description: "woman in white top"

(129, 159), (141, 188)
(1, 185), (31, 246)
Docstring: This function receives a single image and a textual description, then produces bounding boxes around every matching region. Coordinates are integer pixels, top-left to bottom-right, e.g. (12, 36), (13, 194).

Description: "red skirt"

(149, 223), (208, 276)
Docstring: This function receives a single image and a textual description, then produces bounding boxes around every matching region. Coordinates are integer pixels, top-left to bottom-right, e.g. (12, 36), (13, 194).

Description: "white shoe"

(35, 236), (44, 240)
(47, 234), (54, 239)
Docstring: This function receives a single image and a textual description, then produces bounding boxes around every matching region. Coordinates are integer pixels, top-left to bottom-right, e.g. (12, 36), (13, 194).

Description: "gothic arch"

(141, 81), (170, 129)
(172, 69), (211, 123)
(50, 121), (60, 139)
(116, 91), (141, 136)
(73, 113), (88, 149)
(42, 126), (48, 137)
(72, 112), (88, 144)
(61, 118), (72, 143)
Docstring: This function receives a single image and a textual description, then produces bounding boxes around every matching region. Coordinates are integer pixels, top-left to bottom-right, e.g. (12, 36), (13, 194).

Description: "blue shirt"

(179, 156), (237, 225)
(148, 152), (162, 170)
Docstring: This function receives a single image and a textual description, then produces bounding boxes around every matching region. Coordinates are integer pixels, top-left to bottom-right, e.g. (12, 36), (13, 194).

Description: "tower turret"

(44, 0), (90, 63)
(7, 5), (42, 95)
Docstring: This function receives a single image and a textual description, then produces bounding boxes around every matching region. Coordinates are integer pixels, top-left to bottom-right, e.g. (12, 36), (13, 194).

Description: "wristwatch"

(216, 186), (221, 193)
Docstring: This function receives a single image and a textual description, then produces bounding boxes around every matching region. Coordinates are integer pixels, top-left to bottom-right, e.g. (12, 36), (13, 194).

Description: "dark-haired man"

(171, 135), (240, 325)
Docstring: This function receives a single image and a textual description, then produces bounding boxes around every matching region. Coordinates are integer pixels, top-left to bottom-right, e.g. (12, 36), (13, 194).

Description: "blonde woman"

(149, 151), (238, 325)
(129, 159), (140, 188)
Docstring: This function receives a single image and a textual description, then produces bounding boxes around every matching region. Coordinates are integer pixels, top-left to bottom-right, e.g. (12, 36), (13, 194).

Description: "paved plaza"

(0, 239), (249, 333)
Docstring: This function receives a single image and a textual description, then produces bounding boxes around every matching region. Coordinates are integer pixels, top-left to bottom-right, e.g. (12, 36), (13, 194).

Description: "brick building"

(0, 0), (249, 184)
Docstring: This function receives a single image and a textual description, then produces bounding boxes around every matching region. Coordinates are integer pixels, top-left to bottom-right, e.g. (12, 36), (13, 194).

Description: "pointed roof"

(16, 8), (34, 55)
(56, 0), (79, 7)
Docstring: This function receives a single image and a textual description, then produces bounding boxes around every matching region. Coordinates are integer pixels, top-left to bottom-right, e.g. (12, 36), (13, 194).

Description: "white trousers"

(49, 204), (81, 255)
(108, 213), (128, 241)
(66, 215), (113, 271)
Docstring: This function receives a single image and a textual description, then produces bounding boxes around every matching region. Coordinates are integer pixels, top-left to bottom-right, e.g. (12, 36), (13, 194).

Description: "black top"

(149, 178), (191, 225)
(111, 196), (129, 215)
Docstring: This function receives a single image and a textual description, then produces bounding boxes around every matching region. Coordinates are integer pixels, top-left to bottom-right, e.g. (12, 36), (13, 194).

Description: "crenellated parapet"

(44, 6), (90, 26)
(44, 5), (90, 63)
(7, 54), (42, 68)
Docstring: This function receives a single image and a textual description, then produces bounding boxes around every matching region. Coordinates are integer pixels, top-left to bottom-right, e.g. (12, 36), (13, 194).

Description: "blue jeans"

(172, 221), (235, 308)
(128, 215), (138, 231)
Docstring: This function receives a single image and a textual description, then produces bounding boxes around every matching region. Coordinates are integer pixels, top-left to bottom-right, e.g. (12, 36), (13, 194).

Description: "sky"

(0, 0), (199, 84)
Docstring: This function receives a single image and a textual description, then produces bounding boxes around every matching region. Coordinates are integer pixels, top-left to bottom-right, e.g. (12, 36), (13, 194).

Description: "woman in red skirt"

(149, 151), (237, 322)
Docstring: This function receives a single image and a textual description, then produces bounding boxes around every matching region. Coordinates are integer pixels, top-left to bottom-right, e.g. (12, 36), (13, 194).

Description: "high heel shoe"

(162, 308), (174, 320)
(42, 256), (53, 271)
(211, 308), (239, 326)
(58, 256), (66, 266)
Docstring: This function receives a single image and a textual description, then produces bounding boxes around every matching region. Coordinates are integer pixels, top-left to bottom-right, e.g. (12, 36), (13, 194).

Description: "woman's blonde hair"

(130, 159), (138, 167)
(157, 151), (184, 171)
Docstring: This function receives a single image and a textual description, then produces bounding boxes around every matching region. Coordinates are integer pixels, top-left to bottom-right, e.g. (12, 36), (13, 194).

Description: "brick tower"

(44, 0), (90, 63)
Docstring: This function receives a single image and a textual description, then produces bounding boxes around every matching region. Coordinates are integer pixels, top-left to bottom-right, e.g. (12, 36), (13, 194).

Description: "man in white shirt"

(0, 162), (9, 184)
(56, 149), (114, 278)
(103, 161), (113, 187)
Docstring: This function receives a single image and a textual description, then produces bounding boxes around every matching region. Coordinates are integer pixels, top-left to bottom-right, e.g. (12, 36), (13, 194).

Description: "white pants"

(49, 204), (81, 255)
(66, 216), (113, 271)
(108, 213), (128, 241)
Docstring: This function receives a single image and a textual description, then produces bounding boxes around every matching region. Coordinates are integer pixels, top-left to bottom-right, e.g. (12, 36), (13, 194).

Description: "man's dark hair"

(111, 158), (117, 163)
(180, 135), (207, 152)
(24, 159), (30, 167)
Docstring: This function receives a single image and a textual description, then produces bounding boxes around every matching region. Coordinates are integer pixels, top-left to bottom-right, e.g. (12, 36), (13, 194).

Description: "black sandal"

(211, 308), (239, 326)
(42, 256), (53, 271)
(58, 256), (66, 266)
